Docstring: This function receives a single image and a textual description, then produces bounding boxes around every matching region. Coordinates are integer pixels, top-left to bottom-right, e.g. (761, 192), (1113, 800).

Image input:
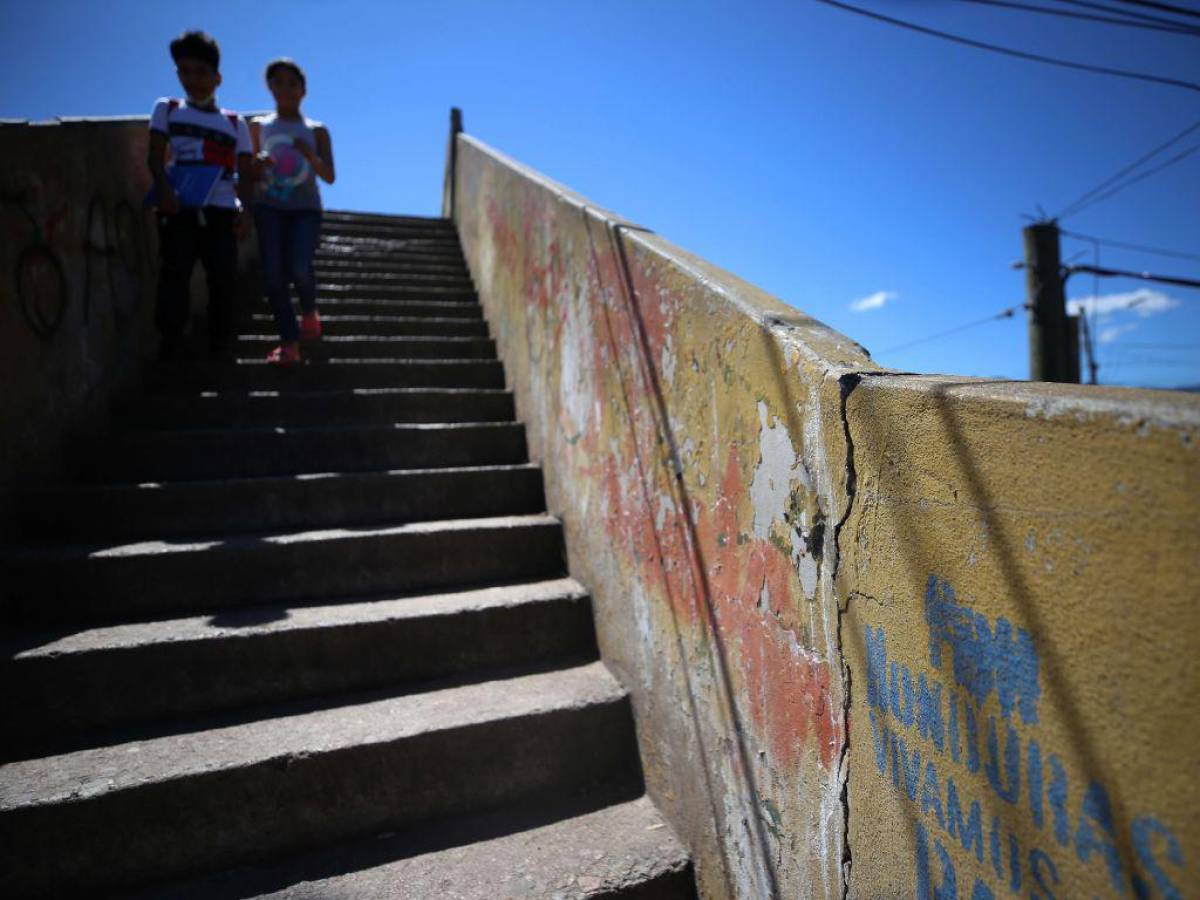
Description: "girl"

(251, 58), (335, 365)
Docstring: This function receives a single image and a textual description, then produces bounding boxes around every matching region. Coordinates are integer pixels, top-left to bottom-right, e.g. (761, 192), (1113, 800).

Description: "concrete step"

(2, 514), (565, 624)
(0, 662), (639, 897)
(237, 335), (496, 361)
(314, 249), (465, 267)
(75, 421), (527, 481)
(322, 210), (453, 229)
(315, 258), (471, 277)
(316, 283), (476, 301)
(20, 464), (544, 542)
(305, 297), (483, 318)
(310, 270), (475, 289)
(146, 358), (503, 393)
(2, 578), (596, 753)
(320, 225), (461, 243)
(319, 234), (462, 252)
(246, 313), (488, 337)
(119, 386), (513, 429)
(150, 795), (693, 900)
(316, 244), (463, 264)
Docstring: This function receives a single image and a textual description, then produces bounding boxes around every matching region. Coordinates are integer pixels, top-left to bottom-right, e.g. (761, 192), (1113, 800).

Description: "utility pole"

(1022, 221), (1078, 383)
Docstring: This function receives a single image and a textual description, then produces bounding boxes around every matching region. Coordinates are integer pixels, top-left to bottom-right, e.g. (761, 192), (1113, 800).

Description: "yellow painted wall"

(453, 132), (1200, 898)
(841, 377), (1199, 899)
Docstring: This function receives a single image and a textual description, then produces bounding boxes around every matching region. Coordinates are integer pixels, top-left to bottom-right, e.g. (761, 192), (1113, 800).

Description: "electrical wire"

(1048, 0), (1200, 30)
(877, 304), (1024, 356)
(820, 0), (1200, 93)
(954, 0), (1200, 34)
(814, 0), (1200, 93)
(1060, 142), (1200, 217)
(1116, 341), (1200, 348)
(1054, 119), (1200, 218)
(1107, 0), (1200, 21)
(1060, 229), (1200, 262)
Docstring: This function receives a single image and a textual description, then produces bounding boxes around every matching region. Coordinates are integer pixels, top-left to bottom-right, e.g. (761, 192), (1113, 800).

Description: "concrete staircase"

(0, 212), (693, 898)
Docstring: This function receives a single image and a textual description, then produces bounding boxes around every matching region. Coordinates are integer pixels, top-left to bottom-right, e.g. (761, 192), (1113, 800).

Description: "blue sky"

(3, 0), (1197, 388)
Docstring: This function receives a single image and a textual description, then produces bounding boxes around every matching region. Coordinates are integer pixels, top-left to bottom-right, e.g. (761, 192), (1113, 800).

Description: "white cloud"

(1098, 323), (1138, 345)
(850, 290), (897, 313)
(1067, 288), (1180, 320)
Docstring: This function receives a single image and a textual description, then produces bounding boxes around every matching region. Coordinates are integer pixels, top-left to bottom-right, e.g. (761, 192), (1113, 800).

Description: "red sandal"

(266, 343), (301, 366)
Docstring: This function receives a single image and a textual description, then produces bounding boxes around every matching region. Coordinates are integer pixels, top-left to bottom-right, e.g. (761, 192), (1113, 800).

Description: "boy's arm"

(234, 117), (256, 213)
(236, 154), (256, 211)
(234, 153), (255, 238)
(147, 102), (179, 214)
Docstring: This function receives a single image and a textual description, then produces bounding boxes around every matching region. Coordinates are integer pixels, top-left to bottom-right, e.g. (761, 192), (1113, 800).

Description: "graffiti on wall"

(864, 576), (1187, 899)
(2, 172), (145, 341)
(1, 187), (69, 341)
(85, 193), (144, 323)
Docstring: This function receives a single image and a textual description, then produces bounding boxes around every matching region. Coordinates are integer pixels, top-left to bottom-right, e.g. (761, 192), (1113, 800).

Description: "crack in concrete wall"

(452, 130), (1200, 899)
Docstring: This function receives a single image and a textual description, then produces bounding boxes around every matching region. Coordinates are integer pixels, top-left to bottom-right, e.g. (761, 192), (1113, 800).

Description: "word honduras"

(864, 576), (1185, 899)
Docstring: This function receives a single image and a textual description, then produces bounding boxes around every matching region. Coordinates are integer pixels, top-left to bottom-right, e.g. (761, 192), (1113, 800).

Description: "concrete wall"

(0, 118), (159, 499)
(840, 378), (1199, 899)
(452, 133), (1200, 898)
(0, 116), (260, 520)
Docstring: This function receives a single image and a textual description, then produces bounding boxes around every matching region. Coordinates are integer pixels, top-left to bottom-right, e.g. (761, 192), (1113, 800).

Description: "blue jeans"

(254, 206), (322, 343)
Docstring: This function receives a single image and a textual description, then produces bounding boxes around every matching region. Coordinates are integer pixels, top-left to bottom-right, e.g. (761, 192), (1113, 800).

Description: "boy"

(148, 30), (254, 360)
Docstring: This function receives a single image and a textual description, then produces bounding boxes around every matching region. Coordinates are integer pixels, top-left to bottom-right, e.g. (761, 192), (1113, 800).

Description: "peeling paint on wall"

(452, 133), (1200, 900)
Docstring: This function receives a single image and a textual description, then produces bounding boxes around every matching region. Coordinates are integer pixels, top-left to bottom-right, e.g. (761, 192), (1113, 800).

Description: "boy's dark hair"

(265, 57), (306, 89)
(170, 31), (220, 71)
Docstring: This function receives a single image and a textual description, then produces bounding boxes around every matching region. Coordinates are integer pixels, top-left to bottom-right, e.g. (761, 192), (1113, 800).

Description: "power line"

(1048, 0), (1200, 30)
(1060, 141), (1200, 217)
(1054, 119), (1200, 218)
(878, 304), (1024, 356)
(1065, 261), (1200, 289)
(1060, 229), (1200, 262)
(1116, 341), (1200, 348)
(1107, 0), (1200, 21)
(814, 0), (1200, 94)
(1109, 358), (1200, 367)
(954, 0), (1200, 34)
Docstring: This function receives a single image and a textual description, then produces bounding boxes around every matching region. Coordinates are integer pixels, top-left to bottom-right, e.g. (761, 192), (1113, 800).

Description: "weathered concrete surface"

(0, 661), (640, 896)
(0, 117), (260, 523)
(452, 133), (1200, 898)
(454, 133), (879, 898)
(2, 578), (596, 748)
(155, 795), (693, 900)
(0, 119), (158, 505)
(840, 376), (1200, 899)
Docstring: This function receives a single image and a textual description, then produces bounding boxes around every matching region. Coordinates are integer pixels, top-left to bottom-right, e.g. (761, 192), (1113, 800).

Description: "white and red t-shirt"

(149, 97), (252, 209)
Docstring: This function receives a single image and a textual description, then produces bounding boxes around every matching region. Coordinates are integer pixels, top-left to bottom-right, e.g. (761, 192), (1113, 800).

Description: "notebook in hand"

(144, 165), (224, 209)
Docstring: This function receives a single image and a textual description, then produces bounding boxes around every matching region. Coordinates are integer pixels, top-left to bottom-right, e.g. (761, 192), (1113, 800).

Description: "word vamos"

(863, 576), (1186, 899)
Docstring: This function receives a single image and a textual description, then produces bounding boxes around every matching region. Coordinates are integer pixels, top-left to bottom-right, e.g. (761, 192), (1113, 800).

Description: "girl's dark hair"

(265, 57), (306, 89)
(169, 31), (220, 71)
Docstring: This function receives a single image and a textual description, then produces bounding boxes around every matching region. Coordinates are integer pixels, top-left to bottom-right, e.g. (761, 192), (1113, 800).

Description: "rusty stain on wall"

(452, 133), (1200, 898)
(456, 134), (878, 898)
